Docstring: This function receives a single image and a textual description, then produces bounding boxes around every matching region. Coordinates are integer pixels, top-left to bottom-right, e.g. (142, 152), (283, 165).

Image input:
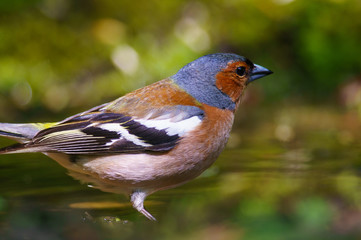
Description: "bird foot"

(130, 191), (157, 221)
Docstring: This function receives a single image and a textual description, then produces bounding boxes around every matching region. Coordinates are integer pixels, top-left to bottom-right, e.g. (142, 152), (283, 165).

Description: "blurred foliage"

(1, 0), (361, 239)
(0, 0), (360, 121)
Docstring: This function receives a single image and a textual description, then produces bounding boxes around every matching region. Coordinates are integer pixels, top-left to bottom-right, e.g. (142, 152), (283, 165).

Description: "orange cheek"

(215, 71), (245, 103)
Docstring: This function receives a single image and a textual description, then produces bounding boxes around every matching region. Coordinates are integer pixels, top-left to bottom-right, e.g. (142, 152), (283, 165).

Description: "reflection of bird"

(0, 53), (272, 221)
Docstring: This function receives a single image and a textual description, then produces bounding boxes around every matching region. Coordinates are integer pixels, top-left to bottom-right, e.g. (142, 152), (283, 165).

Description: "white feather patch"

(99, 123), (152, 147)
(135, 115), (201, 136)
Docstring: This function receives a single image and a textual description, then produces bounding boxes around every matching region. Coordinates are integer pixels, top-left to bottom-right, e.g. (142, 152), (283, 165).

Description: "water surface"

(1, 105), (361, 239)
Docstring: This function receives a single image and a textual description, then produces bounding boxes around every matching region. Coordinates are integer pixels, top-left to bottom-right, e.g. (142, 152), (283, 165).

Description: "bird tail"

(0, 122), (55, 154)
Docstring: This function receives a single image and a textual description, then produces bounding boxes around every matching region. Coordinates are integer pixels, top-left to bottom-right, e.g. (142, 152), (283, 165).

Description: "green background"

(1, 0), (361, 239)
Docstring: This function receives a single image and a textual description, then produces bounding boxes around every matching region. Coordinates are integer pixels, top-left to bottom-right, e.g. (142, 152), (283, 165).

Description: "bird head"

(171, 53), (272, 111)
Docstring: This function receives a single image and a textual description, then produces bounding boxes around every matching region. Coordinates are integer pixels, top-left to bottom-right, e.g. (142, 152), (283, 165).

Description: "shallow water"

(1, 104), (361, 239)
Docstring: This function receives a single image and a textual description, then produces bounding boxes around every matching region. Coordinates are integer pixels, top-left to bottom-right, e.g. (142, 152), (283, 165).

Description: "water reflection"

(1, 105), (361, 239)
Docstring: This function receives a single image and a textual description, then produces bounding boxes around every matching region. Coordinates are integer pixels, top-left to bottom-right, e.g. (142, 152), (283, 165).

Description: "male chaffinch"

(0, 53), (272, 221)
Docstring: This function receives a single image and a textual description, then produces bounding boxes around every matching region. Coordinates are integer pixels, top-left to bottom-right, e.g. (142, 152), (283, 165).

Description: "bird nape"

(0, 53), (272, 221)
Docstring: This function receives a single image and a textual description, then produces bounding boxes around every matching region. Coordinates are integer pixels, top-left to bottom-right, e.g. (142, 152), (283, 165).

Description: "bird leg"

(130, 190), (157, 221)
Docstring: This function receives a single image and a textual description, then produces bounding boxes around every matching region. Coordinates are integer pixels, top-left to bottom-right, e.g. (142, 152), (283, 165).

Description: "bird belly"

(46, 149), (219, 195)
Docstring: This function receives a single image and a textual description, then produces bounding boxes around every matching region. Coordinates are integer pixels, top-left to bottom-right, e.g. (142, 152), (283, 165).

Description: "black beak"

(247, 64), (273, 84)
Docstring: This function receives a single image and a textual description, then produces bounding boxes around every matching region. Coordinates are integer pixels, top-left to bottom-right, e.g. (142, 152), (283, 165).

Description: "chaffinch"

(0, 53), (272, 221)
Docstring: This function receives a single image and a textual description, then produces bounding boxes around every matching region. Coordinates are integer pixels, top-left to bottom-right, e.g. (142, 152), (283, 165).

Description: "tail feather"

(0, 130), (25, 139)
(0, 122), (55, 154)
(0, 143), (27, 154)
(0, 123), (52, 141)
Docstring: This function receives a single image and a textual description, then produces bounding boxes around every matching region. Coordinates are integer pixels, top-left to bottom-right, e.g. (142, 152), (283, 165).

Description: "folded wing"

(25, 105), (204, 154)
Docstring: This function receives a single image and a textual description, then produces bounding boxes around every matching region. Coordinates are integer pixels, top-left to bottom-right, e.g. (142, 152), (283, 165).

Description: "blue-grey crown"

(171, 53), (248, 110)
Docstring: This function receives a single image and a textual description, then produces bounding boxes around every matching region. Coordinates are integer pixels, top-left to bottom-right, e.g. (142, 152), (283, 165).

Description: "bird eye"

(236, 66), (246, 76)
